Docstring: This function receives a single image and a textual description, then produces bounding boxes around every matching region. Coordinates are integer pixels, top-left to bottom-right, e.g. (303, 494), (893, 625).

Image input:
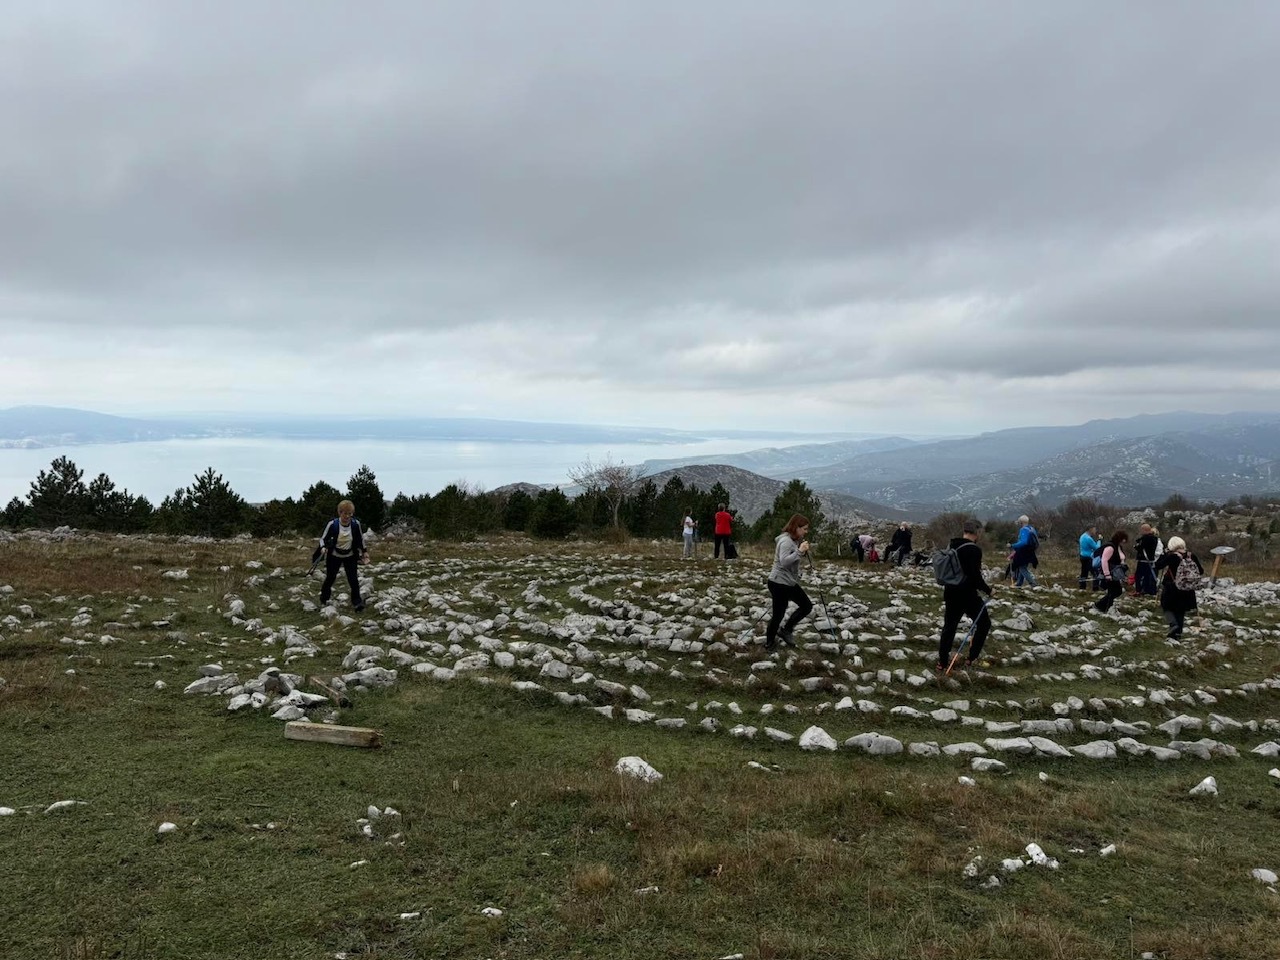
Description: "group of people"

(852, 523), (914, 565)
(1078, 521), (1204, 637)
(316, 499), (1204, 658)
(765, 511), (1206, 674)
(682, 504), (737, 560)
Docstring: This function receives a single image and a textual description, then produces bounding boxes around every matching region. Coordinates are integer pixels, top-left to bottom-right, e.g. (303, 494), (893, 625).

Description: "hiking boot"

(354, 603), (365, 613)
(779, 627), (796, 648)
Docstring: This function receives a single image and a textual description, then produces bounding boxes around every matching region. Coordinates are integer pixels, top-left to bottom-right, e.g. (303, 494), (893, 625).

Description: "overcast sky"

(4, 1), (1280, 434)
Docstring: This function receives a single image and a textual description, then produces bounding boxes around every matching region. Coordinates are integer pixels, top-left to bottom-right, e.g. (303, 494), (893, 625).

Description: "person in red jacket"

(713, 503), (733, 559)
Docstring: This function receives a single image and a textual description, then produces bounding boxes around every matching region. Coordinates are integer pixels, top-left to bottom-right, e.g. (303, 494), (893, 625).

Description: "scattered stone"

(1189, 776), (1218, 797)
(615, 757), (663, 783)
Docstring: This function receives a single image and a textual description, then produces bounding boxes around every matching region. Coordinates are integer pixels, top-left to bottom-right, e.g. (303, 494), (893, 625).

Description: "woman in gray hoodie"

(765, 513), (812, 651)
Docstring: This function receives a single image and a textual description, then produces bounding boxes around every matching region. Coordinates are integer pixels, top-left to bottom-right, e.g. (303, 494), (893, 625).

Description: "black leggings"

(766, 580), (812, 644)
(939, 591), (990, 667)
(321, 553), (363, 607)
(714, 533), (731, 558)
(1095, 577), (1123, 612)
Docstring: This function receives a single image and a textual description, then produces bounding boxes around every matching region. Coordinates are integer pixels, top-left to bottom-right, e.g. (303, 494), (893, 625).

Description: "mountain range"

(637, 411), (1280, 520)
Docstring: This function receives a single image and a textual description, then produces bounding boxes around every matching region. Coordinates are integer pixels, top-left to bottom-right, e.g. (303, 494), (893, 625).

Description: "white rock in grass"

(157, 822), (177, 834)
(764, 727), (794, 743)
(957, 776), (976, 787)
(153, 680), (167, 691)
(1070, 740), (1116, 760)
(799, 726), (837, 751)
(1270, 769), (1280, 780)
(44, 800), (87, 814)
(1252, 869), (1278, 885)
(1250, 742), (1280, 757)
(1025, 842), (1059, 869)
(962, 855), (983, 878)
(480, 907), (504, 918)
(0, 807), (15, 816)
(1001, 858), (1025, 873)
(272, 705), (306, 721)
(1100, 844), (1117, 857)
(1189, 776), (1218, 797)
(161, 569), (189, 580)
(971, 758), (1007, 773)
(399, 912), (421, 920)
(615, 757), (663, 783)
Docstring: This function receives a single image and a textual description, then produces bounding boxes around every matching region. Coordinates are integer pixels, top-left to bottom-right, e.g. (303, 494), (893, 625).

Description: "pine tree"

(530, 488), (575, 539)
(28, 456), (89, 528)
(185, 467), (249, 537)
(346, 465), (386, 532)
(750, 479), (826, 542)
(298, 481), (344, 534)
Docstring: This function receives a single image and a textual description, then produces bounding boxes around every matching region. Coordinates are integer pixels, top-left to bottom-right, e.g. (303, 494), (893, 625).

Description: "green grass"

(2, 535), (1280, 959)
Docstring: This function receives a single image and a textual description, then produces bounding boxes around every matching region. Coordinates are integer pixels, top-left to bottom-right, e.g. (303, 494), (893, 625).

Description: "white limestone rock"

(971, 757), (1007, 773)
(615, 757), (663, 783)
(1252, 868), (1278, 885)
(1070, 740), (1116, 760)
(799, 726), (838, 751)
(1189, 776), (1218, 797)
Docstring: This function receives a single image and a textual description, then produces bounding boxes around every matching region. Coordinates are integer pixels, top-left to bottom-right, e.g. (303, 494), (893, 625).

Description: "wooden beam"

(284, 721), (381, 749)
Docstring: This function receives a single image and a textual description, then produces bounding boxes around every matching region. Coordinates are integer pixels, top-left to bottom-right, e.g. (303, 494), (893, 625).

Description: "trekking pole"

(946, 600), (990, 676)
(305, 546), (323, 578)
(806, 552), (841, 644)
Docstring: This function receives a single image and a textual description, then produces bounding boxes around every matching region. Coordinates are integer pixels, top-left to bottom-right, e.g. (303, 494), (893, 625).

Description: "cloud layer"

(5, 2), (1280, 431)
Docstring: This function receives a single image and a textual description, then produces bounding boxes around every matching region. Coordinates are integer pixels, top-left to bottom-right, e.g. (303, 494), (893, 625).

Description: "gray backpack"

(932, 545), (967, 587)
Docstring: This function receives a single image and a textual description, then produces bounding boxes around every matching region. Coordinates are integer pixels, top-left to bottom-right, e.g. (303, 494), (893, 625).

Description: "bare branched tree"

(568, 456), (643, 531)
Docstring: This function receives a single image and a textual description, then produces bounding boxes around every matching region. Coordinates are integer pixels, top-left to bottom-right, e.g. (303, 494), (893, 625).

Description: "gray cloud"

(4, 1), (1280, 431)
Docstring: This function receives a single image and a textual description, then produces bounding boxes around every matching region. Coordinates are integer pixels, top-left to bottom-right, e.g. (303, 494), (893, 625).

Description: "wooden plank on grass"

(284, 721), (382, 749)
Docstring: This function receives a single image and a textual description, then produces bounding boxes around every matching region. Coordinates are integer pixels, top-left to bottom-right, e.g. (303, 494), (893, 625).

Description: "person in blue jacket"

(1008, 515), (1039, 587)
(1078, 525), (1102, 590)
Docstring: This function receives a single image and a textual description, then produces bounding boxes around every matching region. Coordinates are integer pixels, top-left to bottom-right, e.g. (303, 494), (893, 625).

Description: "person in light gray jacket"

(765, 513), (812, 651)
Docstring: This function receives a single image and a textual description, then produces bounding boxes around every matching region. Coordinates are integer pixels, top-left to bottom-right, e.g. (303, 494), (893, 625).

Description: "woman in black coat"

(1152, 535), (1203, 639)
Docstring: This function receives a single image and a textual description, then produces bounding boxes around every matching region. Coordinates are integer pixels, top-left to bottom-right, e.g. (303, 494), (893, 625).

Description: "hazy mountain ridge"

(641, 435), (925, 477)
(0, 406), (854, 448)
(638, 464), (913, 525)
(842, 421), (1280, 516)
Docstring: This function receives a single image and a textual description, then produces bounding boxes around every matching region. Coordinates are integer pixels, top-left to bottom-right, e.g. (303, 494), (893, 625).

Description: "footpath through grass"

(2, 535), (1279, 959)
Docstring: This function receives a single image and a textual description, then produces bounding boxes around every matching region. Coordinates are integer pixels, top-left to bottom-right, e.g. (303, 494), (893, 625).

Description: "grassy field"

(2, 533), (1279, 960)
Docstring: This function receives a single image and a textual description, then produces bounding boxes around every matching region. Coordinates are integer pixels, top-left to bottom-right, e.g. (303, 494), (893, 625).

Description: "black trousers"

(939, 589), (990, 667)
(321, 553), (363, 607)
(852, 540), (865, 562)
(714, 533), (731, 558)
(1095, 577), (1123, 612)
(766, 580), (812, 646)
(1078, 557), (1100, 590)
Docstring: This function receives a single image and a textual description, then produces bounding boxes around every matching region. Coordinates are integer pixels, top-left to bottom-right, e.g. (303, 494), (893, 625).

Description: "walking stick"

(946, 600), (989, 676)
(806, 552), (841, 644)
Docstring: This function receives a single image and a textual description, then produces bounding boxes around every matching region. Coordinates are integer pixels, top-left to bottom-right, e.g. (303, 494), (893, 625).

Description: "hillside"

(638, 463), (913, 524)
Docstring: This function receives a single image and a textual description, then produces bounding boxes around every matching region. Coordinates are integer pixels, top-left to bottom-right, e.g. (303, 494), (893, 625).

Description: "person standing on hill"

(1093, 530), (1129, 613)
(713, 503), (733, 559)
(1008, 515), (1039, 587)
(681, 509), (697, 559)
(765, 514), (813, 652)
(938, 518), (993, 674)
(1153, 536), (1203, 639)
(1078, 525), (1102, 590)
(887, 523), (913, 566)
(853, 532), (874, 562)
(1134, 523), (1160, 596)
(317, 499), (369, 612)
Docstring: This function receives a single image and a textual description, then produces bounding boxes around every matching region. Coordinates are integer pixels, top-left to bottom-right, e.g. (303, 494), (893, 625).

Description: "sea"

(0, 435), (805, 504)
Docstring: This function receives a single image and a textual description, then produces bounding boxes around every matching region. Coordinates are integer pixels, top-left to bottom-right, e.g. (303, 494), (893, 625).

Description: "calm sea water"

(0, 436), (801, 504)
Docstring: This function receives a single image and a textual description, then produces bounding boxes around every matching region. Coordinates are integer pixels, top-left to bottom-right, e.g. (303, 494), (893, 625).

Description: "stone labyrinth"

(49, 544), (1280, 771)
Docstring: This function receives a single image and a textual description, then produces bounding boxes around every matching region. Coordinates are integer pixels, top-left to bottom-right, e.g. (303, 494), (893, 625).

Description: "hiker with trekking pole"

(764, 513), (814, 652)
(933, 518), (994, 677)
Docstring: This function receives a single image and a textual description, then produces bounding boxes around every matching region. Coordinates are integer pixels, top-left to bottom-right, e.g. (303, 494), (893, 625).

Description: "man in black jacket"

(1134, 522), (1160, 597)
(938, 519), (994, 673)
(887, 523), (913, 566)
